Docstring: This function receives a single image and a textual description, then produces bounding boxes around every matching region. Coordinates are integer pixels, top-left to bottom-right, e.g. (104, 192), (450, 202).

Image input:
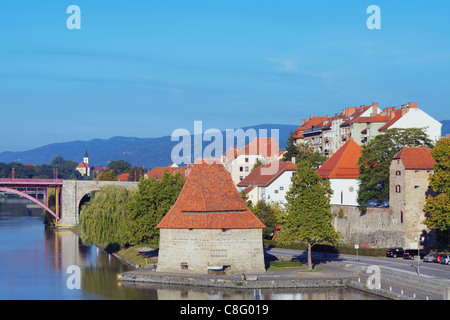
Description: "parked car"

(434, 253), (445, 263)
(366, 200), (379, 208)
(440, 254), (450, 265)
(380, 201), (389, 208)
(423, 253), (438, 262)
(386, 248), (404, 258)
(403, 249), (427, 260)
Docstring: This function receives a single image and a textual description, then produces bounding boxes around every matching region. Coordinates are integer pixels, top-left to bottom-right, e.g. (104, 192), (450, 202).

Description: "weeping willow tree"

(43, 188), (57, 226)
(79, 185), (135, 246)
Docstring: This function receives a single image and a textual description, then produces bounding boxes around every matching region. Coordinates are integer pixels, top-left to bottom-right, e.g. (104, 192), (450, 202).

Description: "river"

(0, 198), (384, 300)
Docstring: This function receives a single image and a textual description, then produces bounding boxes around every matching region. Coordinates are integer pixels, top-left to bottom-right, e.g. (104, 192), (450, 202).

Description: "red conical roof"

(157, 162), (265, 229)
(317, 139), (362, 179)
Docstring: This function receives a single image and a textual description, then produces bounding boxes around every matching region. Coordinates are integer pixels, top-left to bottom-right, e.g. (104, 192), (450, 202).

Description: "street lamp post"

(415, 235), (425, 275)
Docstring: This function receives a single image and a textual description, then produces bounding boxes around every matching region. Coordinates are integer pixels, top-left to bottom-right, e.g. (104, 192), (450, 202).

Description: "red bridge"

(0, 178), (63, 220)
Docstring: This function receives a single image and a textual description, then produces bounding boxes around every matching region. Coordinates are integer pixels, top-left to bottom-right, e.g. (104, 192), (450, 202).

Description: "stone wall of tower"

(157, 228), (265, 274)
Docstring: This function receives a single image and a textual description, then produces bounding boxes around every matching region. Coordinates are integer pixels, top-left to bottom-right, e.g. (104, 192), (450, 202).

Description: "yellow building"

(76, 149), (91, 177)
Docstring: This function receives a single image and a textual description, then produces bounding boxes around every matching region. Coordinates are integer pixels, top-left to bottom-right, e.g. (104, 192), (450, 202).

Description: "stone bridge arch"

(59, 180), (138, 226)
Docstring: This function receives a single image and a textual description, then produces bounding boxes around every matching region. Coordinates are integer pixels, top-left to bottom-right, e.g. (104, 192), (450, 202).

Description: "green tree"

(239, 190), (253, 207)
(357, 128), (433, 211)
(127, 166), (147, 181)
(282, 134), (327, 166)
(50, 156), (79, 179)
(98, 170), (118, 181)
(278, 161), (340, 270)
(125, 172), (185, 246)
(250, 200), (279, 238)
(251, 159), (263, 172)
(107, 160), (132, 176)
(423, 138), (450, 245)
(282, 131), (299, 162)
(79, 185), (135, 246)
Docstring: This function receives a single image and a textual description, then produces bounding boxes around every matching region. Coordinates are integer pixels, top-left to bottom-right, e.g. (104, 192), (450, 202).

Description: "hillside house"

(317, 139), (362, 206)
(237, 161), (297, 205)
(226, 137), (282, 185)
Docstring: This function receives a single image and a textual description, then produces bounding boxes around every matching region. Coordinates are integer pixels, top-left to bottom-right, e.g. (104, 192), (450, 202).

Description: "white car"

(440, 254), (450, 265)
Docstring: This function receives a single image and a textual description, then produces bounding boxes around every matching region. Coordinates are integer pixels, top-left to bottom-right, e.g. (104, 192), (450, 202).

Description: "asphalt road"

(264, 247), (450, 280)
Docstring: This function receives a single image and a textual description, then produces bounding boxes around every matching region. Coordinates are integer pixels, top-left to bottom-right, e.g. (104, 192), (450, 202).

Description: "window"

(274, 190), (279, 194)
(239, 167), (243, 172)
(280, 186), (284, 191)
(341, 191), (344, 204)
(181, 262), (188, 270)
(239, 176), (243, 180)
(396, 171), (401, 176)
(400, 211), (403, 224)
(396, 185), (401, 193)
(245, 157), (249, 163)
(245, 166), (249, 172)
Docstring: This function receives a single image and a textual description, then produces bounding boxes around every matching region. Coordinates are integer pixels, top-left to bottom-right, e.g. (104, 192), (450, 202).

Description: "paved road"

(264, 247), (450, 280)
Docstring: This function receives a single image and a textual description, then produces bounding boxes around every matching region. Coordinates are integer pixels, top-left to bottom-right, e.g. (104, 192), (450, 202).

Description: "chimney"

(401, 105), (409, 116)
(309, 115), (314, 120)
(372, 102), (378, 114)
(301, 119), (306, 125)
(344, 107), (356, 116)
(409, 102), (418, 109)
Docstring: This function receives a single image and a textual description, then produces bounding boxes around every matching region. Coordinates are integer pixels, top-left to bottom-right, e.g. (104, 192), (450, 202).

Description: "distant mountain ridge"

(0, 124), (298, 169)
(441, 120), (450, 137)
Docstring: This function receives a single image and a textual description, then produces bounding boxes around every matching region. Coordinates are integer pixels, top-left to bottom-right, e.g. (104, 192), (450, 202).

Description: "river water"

(0, 198), (383, 300)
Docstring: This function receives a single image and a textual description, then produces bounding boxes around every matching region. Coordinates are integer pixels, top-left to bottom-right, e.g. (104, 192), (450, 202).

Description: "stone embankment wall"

(332, 205), (405, 248)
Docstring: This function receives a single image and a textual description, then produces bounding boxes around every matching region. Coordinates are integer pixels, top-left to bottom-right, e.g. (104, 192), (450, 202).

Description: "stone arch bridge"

(60, 180), (138, 226)
(0, 179), (138, 227)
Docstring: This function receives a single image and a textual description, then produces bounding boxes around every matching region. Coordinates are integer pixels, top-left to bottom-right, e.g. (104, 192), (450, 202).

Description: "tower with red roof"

(156, 161), (266, 274)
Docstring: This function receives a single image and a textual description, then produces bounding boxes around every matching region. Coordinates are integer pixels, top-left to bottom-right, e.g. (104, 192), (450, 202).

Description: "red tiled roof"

(157, 162), (265, 229)
(340, 106), (372, 126)
(317, 139), (362, 179)
(148, 166), (187, 180)
(379, 109), (403, 131)
(293, 117), (328, 139)
(393, 147), (435, 170)
(76, 162), (90, 169)
(117, 173), (130, 181)
(236, 137), (281, 158)
(348, 114), (391, 124)
(237, 161), (297, 188)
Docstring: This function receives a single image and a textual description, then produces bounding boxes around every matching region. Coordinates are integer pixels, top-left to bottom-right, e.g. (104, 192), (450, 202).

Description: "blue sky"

(0, 1), (449, 152)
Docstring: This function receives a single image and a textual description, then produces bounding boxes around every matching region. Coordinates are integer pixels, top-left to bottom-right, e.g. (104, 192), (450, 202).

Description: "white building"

(378, 102), (442, 143)
(226, 137), (282, 185)
(317, 139), (362, 206)
(237, 161), (297, 205)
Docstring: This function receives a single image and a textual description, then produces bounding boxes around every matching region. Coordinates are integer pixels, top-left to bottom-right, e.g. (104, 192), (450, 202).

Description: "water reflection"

(0, 199), (384, 300)
(118, 282), (382, 300)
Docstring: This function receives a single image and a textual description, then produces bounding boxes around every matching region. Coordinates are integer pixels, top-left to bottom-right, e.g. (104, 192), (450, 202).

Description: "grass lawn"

(116, 246), (157, 267)
(267, 260), (323, 273)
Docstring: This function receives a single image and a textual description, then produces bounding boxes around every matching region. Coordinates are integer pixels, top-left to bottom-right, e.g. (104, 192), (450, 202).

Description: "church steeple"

(83, 148), (89, 165)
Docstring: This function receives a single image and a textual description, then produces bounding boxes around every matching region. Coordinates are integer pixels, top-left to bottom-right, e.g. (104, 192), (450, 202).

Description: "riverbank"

(65, 227), (448, 300)
(117, 264), (357, 290)
(67, 226), (155, 269)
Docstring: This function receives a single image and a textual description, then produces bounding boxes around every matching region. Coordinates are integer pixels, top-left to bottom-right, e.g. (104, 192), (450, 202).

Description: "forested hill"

(0, 124), (298, 169)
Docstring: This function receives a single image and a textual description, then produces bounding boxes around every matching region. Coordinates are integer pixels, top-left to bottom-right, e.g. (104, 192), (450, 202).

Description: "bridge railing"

(0, 178), (64, 186)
